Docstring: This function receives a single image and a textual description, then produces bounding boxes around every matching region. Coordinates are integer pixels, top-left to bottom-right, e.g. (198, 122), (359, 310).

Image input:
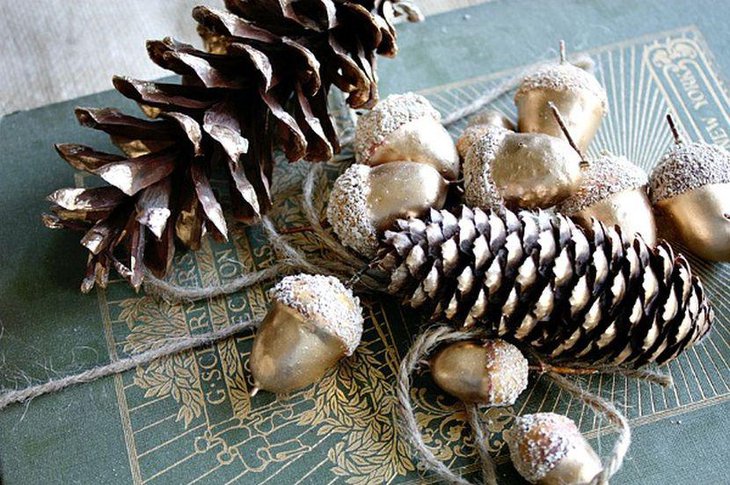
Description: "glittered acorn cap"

(506, 412), (602, 484)
(354, 92), (441, 164)
(326, 164), (378, 257)
(557, 154), (648, 215)
(457, 111), (515, 159)
(649, 142), (730, 204)
(269, 274), (364, 355)
(462, 125), (511, 210)
(515, 62), (608, 111)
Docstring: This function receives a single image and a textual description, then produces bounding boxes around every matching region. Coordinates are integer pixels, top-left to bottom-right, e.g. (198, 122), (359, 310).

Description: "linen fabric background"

(0, 0), (489, 116)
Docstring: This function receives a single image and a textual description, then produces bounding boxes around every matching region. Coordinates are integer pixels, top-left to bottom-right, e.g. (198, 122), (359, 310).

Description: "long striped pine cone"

(378, 206), (713, 367)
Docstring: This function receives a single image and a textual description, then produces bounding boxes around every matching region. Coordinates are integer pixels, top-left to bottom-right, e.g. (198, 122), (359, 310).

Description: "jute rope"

(395, 325), (496, 485)
(548, 372), (631, 485)
(395, 326), (672, 484)
(0, 318), (260, 411)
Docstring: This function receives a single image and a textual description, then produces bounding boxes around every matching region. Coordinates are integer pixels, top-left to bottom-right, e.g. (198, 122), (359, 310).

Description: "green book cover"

(1, 1), (729, 484)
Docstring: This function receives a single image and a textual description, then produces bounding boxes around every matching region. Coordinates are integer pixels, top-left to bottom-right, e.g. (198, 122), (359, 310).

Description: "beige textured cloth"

(0, 0), (490, 116)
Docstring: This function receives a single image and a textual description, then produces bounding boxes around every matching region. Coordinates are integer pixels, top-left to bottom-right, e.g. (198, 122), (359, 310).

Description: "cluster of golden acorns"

(248, 48), (730, 484)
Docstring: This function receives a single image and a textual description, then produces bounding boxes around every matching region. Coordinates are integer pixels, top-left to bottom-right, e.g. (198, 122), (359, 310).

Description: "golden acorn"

(556, 153), (657, 246)
(506, 412), (603, 485)
(462, 125), (583, 210)
(515, 42), (607, 152)
(327, 162), (449, 256)
(430, 339), (529, 405)
(456, 110), (515, 159)
(250, 274), (363, 395)
(354, 93), (460, 180)
(649, 116), (730, 261)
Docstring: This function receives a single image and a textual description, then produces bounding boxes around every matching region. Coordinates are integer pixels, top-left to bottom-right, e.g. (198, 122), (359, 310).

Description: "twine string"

(396, 326), (672, 485)
(395, 325), (493, 485)
(465, 404), (499, 485)
(0, 318), (260, 411)
(548, 372), (631, 485)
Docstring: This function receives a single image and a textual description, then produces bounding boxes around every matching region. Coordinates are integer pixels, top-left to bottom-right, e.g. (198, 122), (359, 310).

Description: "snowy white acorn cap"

(269, 274), (364, 355)
(506, 413), (586, 483)
(326, 164), (379, 257)
(463, 125), (510, 210)
(483, 340), (529, 406)
(557, 154), (648, 215)
(515, 62), (608, 111)
(354, 92), (441, 164)
(649, 142), (730, 204)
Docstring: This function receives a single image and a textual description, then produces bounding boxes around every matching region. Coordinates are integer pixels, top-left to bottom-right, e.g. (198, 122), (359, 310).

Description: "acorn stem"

(666, 113), (683, 145)
(559, 40), (567, 64)
(280, 225), (314, 235)
(548, 101), (588, 167)
(345, 257), (380, 288)
(529, 363), (599, 376)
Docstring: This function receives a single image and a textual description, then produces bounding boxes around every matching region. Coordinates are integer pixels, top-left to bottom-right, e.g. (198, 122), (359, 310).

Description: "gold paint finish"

(655, 183), (730, 261)
(471, 110), (516, 131)
(538, 438), (603, 485)
(490, 132), (582, 209)
(431, 341), (493, 403)
(367, 161), (448, 232)
(250, 302), (346, 394)
(516, 87), (604, 152)
(430, 340), (527, 405)
(368, 117), (460, 180)
(571, 188), (657, 246)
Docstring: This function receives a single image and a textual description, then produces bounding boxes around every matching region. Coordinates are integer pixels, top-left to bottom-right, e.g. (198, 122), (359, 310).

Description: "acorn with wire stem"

(515, 41), (607, 152)
(556, 152), (657, 246)
(249, 274), (364, 395)
(649, 114), (730, 261)
(460, 104), (584, 210)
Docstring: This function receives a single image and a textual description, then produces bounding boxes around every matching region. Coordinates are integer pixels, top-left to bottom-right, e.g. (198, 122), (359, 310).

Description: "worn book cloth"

(1, 1), (728, 483)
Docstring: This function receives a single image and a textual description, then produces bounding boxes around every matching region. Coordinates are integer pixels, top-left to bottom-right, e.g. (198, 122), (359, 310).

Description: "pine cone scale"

(380, 206), (714, 368)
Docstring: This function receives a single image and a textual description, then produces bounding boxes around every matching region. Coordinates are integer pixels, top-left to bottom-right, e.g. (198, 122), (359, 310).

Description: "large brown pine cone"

(45, 0), (410, 291)
(378, 206), (713, 367)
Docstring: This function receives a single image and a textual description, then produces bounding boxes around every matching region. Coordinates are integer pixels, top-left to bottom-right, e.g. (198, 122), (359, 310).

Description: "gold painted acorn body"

(556, 154), (657, 245)
(430, 340), (529, 405)
(515, 57), (607, 152)
(355, 93), (460, 180)
(462, 126), (583, 210)
(650, 141), (730, 261)
(456, 110), (515, 159)
(250, 274), (363, 394)
(506, 413), (603, 485)
(327, 162), (449, 256)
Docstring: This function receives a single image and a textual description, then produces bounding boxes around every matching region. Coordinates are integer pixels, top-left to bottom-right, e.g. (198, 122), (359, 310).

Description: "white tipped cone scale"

(250, 274), (363, 394)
